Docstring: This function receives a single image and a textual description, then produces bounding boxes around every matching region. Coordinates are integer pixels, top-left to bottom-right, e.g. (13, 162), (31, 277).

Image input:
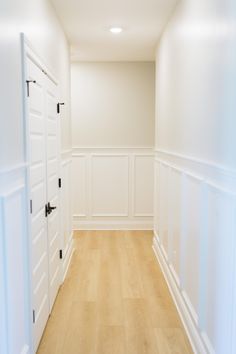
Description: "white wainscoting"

(0, 154), (74, 353)
(0, 164), (31, 354)
(153, 150), (236, 354)
(60, 151), (74, 280)
(72, 147), (154, 230)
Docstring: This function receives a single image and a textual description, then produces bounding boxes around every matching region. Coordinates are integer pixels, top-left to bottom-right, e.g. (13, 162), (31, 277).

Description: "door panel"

(31, 209), (44, 237)
(45, 77), (61, 311)
(30, 164), (44, 186)
(32, 254), (48, 297)
(30, 137), (45, 164)
(27, 56), (61, 352)
(27, 57), (49, 352)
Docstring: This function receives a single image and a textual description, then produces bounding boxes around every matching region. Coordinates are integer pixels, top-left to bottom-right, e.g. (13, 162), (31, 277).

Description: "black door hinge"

(26, 80), (36, 97)
(57, 102), (65, 114)
(59, 250), (63, 259)
(30, 200), (33, 214)
(33, 310), (35, 324)
(58, 178), (62, 188)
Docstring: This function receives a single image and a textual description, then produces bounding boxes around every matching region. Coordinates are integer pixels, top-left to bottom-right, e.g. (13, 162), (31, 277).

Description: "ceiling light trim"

(109, 26), (124, 34)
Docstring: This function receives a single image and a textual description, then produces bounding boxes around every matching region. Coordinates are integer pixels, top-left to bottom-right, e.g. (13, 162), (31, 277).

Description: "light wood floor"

(37, 231), (193, 354)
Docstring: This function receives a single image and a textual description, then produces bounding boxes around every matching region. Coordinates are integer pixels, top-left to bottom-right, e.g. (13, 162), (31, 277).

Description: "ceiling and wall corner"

(50, 0), (178, 62)
(48, 0), (180, 153)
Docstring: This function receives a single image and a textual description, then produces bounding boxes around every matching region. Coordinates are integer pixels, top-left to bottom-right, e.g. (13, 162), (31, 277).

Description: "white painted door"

(45, 76), (61, 311)
(26, 52), (61, 352)
(27, 56), (49, 352)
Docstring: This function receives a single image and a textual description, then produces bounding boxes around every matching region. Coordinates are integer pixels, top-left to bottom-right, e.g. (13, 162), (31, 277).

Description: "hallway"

(37, 231), (192, 354)
(1, 1), (236, 353)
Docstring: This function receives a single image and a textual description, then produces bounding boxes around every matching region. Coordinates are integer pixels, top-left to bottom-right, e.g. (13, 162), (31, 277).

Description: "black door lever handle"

(45, 202), (57, 217)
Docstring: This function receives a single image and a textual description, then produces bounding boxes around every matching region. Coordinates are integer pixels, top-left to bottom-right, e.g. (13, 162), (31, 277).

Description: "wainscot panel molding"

(60, 156), (74, 280)
(0, 164), (31, 354)
(72, 147), (154, 230)
(153, 155), (236, 354)
(153, 236), (207, 354)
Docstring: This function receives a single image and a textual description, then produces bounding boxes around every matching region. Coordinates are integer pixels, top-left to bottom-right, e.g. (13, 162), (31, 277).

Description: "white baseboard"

(152, 233), (209, 354)
(62, 235), (74, 281)
(73, 220), (153, 231)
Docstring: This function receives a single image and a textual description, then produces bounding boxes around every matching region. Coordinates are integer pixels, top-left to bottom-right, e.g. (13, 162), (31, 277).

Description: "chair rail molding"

(155, 149), (236, 192)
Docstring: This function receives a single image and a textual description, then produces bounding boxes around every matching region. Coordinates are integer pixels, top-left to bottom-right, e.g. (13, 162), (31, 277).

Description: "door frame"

(20, 33), (63, 352)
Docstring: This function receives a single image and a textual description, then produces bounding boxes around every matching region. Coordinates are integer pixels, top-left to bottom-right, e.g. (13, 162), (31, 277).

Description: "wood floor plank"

(155, 328), (192, 354)
(139, 259), (170, 299)
(95, 326), (126, 354)
(148, 295), (182, 328)
(37, 271), (76, 354)
(62, 301), (97, 354)
(97, 247), (124, 326)
(125, 327), (159, 354)
(98, 230), (126, 250)
(37, 231), (193, 354)
(120, 247), (144, 298)
(124, 298), (152, 328)
(73, 249), (100, 301)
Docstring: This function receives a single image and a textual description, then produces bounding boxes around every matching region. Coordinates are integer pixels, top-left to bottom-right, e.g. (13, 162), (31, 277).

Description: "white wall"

(0, 1), (72, 353)
(154, 1), (236, 353)
(71, 62), (155, 147)
(0, 0), (71, 170)
(155, 0), (236, 170)
(71, 62), (155, 229)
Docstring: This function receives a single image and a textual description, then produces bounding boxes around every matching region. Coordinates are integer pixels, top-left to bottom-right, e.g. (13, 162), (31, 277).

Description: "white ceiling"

(50, 0), (177, 61)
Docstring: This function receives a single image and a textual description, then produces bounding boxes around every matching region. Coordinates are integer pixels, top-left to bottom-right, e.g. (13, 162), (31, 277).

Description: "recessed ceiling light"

(109, 27), (123, 34)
